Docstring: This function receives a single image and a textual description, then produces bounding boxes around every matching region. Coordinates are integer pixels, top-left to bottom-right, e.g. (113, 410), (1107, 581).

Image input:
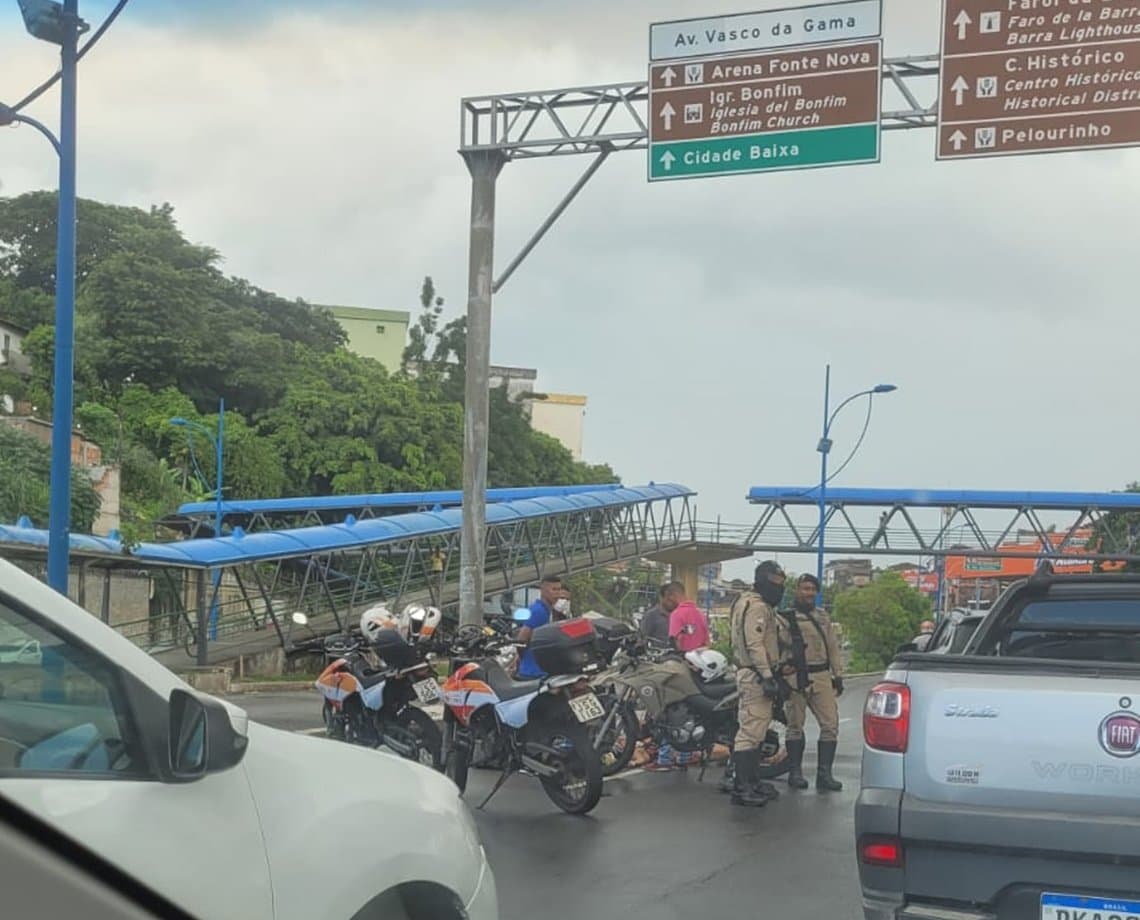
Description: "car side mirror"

(167, 689), (248, 782)
(896, 641), (918, 655)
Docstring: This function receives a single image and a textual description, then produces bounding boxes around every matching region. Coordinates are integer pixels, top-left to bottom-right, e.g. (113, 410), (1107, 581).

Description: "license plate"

(568, 692), (606, 723)
(412, 678), (441, 703)
(1042, 893), (1140, 920)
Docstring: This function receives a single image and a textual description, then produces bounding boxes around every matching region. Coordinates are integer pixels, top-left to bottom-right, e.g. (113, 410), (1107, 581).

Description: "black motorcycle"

(603, 635), (790, 783)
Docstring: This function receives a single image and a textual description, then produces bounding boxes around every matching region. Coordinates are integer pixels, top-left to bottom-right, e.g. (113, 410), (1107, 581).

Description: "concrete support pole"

(458, 150), (505, 627)
(671, 563), (700, 606)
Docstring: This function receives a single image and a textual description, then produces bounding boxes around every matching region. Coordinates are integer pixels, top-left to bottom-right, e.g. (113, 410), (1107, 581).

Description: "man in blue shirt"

(515, 574), (563, 679)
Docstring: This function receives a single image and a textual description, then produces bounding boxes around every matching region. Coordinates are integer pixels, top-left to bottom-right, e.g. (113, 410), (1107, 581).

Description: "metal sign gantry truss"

(461, 56), (938, 161)
(453, 51), (940, 626)
(728, 487), (1140, 563)
(113, 488), (696, 667)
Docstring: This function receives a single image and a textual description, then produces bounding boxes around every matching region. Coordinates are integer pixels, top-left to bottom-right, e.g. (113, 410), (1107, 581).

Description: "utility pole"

(458, 150), (504, 627)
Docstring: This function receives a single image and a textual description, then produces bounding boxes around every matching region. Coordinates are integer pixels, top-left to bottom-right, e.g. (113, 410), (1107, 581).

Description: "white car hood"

(239, 722), (484, 916)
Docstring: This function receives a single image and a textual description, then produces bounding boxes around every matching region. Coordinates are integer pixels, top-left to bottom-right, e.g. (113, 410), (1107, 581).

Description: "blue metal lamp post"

(171, 399), (225, 645)
(816, 365), (897, 606)
(11, 0), (88, 594)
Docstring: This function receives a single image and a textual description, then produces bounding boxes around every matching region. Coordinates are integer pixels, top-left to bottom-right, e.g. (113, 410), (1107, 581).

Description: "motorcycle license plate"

(1041, 893), (1140, 920)
(412, 678), (441, 703)
(568, 692), (606, 723)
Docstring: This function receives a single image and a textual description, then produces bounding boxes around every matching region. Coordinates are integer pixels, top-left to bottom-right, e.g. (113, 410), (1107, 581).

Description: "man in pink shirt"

(663, 582), (711, 653)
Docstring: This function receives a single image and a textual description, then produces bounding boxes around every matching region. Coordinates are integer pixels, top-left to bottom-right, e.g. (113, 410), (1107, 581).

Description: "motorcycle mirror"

(511, 607), (531, 623)
(291, 612), (309, 626)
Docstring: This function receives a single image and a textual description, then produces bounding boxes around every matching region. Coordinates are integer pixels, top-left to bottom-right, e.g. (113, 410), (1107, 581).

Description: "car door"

(0, 588), (274, 920)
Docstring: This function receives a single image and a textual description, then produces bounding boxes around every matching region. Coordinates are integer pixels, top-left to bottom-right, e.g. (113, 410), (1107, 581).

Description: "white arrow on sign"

(660, 150), (676, 171)
(954, 10), (973, 40)
(660, 66), (677, 88)
(951, 76), (970, 106)
(660, 102), (677, 130)
(949, 129), (968, 151)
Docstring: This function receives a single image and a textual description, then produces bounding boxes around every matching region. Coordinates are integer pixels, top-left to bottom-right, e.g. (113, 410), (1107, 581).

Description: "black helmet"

(754, 560), (786, 607)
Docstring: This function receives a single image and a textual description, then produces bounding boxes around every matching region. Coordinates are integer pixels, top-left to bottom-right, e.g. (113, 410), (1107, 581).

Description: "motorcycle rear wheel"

(394, 707), (442, 770)
(534, 722), (603, 816)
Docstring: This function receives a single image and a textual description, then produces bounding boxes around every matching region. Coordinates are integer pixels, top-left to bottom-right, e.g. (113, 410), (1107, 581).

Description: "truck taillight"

(864, 682), (910, 753)
(859, 835), (904, 868)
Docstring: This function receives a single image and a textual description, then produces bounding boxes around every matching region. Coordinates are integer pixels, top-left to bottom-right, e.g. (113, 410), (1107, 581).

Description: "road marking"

(840, 718), (853, 724)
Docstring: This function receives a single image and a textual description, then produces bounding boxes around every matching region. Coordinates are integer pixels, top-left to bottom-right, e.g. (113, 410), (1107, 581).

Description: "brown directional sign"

(938, 0), (1140, 159)
(649, 40), (881, 144)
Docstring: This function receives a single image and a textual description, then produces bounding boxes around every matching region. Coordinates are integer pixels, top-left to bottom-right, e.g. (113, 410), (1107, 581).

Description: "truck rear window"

(998, 598), (1140, 662)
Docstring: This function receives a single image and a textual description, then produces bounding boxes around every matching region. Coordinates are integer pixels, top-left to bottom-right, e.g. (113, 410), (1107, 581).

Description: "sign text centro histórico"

(938, 0), (1140, 159)
(650, 0), (883, 61)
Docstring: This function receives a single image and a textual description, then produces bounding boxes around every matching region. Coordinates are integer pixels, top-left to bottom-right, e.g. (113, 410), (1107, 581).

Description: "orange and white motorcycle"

(306, 604), (444, 769)
(439, 616), (606, 815)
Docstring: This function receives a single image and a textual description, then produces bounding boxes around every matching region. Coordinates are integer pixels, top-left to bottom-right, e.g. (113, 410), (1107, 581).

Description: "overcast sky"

(3, 0), (1137, 573)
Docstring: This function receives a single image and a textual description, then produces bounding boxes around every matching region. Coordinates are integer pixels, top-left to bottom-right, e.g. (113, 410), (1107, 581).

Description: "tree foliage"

(0, 425), (99, 532)
(832, 572), (932, 672)
(1091, 482), (1140, 573)
(0, 191), (618, 537)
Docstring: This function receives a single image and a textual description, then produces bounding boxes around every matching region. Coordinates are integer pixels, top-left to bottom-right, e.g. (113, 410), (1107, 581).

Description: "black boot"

(730, 750), (770, 807)
(786, 738), (809, 790)
(816, 740), (843, 792)
(718, 756), (735, 794)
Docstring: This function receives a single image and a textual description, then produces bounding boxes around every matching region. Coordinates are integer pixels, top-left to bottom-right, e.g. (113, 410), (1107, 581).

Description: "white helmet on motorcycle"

(685, 648), (728, 682)
(402, 603), (442, 643)
(360, 604), (401, 643)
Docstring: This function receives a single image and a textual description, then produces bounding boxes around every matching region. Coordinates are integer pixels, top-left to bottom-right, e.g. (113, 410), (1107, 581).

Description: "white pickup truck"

(856, 571), (1140, 920)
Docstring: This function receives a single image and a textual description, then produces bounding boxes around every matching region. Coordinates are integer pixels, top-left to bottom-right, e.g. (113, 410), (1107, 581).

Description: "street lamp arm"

(169, 417), (217, 445)
(0, 107), (61, 156)
(825, 388), (877, 435)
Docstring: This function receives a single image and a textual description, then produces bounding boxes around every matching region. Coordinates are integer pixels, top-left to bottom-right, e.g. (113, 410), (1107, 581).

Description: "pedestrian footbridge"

(0, 483), (700, 668)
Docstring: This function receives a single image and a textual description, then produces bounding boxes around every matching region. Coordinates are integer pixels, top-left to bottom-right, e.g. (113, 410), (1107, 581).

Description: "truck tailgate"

(904, 666), (1140, 819)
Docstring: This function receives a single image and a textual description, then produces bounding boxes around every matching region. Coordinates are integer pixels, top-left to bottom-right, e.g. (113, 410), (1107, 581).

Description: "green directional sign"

(649, 123), (878, 180)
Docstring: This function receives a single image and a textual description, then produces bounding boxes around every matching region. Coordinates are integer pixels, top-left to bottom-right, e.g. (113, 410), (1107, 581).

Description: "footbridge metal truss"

(725, 487), (1140, 564)
(172, 484), (624, 537)
(101, 484), (695, 666)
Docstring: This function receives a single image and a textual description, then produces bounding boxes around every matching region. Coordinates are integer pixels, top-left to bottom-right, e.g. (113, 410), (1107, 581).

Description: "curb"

(229, 680), (316, 694)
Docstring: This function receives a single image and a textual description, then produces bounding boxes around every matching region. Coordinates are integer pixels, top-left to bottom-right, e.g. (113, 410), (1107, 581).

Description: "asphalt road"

(226, 676), (876, 920)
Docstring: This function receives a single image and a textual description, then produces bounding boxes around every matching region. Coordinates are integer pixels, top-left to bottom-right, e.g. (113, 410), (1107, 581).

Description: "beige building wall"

(529, 394), (587, 460)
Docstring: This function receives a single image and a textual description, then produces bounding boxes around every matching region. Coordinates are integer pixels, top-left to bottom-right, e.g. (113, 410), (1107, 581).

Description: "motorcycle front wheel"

(592, 697), (639, 777)
(443, 717), (470, 793)
(533, 722), (603, 816)
(322, 700), (345, 740)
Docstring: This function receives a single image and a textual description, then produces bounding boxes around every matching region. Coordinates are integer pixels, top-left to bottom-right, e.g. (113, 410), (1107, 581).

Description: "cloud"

(3, 0), (1138, 572)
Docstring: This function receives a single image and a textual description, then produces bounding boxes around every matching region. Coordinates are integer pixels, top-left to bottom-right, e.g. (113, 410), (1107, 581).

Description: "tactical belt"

(781, 662), (830, 675)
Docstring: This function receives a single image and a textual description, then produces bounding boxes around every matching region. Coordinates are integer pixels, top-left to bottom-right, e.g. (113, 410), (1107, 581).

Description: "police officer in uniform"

(727, 560), (787, 807)
(776, 573), (845, 792)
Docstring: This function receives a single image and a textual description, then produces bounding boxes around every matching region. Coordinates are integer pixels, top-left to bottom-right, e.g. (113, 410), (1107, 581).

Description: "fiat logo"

(1099, 712), (1140, 759)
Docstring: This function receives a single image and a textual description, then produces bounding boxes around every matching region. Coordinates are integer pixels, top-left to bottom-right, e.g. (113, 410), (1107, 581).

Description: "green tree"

(0, 425), (100, 532)
(832, 571), (931, 672)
